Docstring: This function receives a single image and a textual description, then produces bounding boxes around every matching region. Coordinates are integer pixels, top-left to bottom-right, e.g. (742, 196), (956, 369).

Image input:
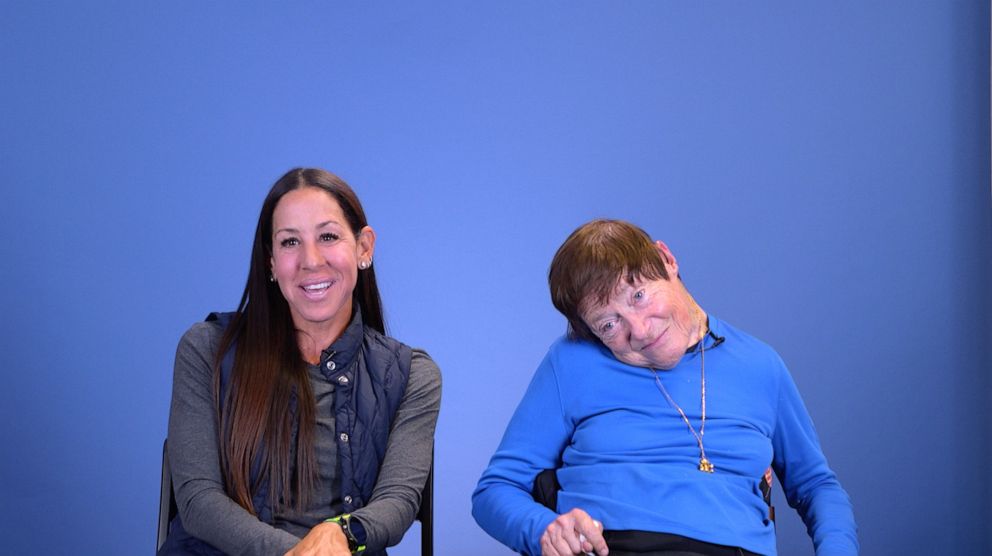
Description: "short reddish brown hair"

(548, 219), (670, 341)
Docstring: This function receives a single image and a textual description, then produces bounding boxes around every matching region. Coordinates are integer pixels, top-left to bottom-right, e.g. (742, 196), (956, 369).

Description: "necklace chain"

(651, 330), (714, 473)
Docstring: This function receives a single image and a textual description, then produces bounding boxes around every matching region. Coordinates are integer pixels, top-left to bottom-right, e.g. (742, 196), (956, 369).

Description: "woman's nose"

(301, 241), (323, 268)
(628, 317), (651, 346)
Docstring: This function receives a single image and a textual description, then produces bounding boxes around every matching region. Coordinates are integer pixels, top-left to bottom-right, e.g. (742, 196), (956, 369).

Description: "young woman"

(160, 168), (441, 556)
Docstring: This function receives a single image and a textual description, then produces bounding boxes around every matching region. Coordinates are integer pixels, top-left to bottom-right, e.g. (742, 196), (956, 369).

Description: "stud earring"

(269, 273), (276, 282)
(358, 260), (370, 270)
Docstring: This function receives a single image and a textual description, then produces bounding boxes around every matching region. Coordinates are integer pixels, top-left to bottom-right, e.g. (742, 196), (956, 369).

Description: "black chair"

(157, 440), (177, 553)
(418, 452), (434, 555)
(157, 440), (435, 555)
(532, 466), (774, 524)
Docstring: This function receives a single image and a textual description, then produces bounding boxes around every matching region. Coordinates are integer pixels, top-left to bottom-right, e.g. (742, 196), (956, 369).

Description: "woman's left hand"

(283, 521), (352, 556)
(540, 508), (608, 556)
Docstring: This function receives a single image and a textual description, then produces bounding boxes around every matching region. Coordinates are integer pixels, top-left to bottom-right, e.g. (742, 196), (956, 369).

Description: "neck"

(687, 299), (709, 349)
(296, 322), (347, 364)
(674, 278), (708, 349)
(293, 302), (355, 364)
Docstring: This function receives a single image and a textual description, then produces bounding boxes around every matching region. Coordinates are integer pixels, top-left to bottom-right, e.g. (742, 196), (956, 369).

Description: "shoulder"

(544, 334), (614, 374)
(407, 348), (442, 397)
(712, 316), (784, 359)
(410, 349), (441, 381)
(708, 316), (790, 387)
(364, 328), (441, 386)
(173, 317), (229, 386)
(177, 318), (227, 358)
(362, 326), (413, 358)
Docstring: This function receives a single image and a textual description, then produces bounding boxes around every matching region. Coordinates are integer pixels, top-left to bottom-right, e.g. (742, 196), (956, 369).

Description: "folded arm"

(168, 323), (300, 556)
(472, 352), (605, 555)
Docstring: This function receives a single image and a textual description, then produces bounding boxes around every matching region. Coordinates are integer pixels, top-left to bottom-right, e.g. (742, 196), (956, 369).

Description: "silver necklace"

(651, 332), (713, 473)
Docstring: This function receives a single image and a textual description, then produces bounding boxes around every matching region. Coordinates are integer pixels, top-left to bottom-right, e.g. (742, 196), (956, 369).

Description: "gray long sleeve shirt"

(167, 320), (441, 555)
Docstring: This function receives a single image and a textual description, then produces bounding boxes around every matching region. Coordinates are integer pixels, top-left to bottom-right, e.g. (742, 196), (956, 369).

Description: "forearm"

(472, 477), (558, 555)
(773, 365), (859, 555)
(350, 350), (441, 549)
(178, 481), (300, 555)
(802, 482), (859, 556)
(778, 457), (858, 554)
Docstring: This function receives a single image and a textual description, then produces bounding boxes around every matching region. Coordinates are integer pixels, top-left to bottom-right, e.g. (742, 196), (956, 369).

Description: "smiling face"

(270, 186), (375, 346)
(579, 245), (705, 370)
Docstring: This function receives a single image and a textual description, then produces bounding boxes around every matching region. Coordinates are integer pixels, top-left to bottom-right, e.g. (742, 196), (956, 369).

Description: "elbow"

(470, 484), (506, 539)
(175, 494), (209, 540)
(471, 495), (494, 539)
(175, 487), (229, 541)
(470, 483), (491, 527)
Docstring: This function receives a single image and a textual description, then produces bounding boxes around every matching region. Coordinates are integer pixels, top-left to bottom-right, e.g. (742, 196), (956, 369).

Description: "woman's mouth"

(300, 280), (334, 299)
(641, 328), (668, 351)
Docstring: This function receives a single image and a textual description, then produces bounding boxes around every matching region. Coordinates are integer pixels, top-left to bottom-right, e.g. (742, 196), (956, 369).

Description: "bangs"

(579, 242), (668, 311)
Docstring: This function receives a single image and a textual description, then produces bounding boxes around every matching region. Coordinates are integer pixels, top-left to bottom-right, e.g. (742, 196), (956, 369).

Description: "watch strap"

(325, 514), (366, 553)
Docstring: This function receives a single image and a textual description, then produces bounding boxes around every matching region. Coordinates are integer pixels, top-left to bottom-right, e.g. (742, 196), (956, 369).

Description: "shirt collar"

(318, 304), (365, 371)
(685, 315), (726, 354)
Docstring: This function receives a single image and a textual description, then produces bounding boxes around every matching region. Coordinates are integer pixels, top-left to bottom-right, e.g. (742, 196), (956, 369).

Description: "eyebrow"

(582, 307), (613, 326)
(274, 220), (340, 235)
(581, 286), (633, 324)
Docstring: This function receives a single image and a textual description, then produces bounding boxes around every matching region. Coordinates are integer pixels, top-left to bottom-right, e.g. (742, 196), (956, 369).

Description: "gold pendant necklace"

(651, 331), (713, 473)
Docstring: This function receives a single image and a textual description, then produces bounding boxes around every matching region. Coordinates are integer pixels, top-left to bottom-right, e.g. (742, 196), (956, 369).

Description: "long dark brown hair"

(214, 168), (385, 514)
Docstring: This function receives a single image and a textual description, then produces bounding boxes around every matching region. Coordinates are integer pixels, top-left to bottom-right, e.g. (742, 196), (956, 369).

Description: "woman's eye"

(319, 233), (340, 242)
(600, 322), (616, 334)
(280, 237), (299, 247)
(633, 290), (645, 301)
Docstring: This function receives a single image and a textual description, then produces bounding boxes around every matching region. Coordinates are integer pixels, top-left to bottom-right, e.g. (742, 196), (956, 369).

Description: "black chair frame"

(533, 466), (775, 524)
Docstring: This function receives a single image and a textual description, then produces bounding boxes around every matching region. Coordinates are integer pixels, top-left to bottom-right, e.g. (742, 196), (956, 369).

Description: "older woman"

(472, 219), (857, 556)
(160, 168), (441, 556)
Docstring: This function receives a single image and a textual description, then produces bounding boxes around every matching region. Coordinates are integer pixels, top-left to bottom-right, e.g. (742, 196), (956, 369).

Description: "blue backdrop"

(1, 2), (989, 554)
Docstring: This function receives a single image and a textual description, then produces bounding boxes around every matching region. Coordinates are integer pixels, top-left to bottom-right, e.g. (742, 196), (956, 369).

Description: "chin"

(291, 304), (343, 325)
(309, 308), (344, 323)
(646, 353), (681, 370)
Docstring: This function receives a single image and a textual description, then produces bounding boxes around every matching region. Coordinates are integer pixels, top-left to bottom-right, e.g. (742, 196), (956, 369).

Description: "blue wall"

(1, 2), (989, 554)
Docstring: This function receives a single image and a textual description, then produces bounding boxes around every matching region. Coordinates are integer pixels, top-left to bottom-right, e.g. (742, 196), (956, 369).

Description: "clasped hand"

(284, 521), (352, 556)
(541, 508), (608, 556)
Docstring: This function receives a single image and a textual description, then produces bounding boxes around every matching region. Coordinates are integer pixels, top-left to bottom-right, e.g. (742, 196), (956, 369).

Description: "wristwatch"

(326, 513), (365, 553)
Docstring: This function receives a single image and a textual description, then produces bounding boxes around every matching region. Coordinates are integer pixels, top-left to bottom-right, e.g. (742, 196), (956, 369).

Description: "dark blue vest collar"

(316, 305), (365, 381)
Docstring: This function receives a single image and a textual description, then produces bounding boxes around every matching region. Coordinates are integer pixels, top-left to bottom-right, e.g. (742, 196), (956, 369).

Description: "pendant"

(698, 457), (714, 473)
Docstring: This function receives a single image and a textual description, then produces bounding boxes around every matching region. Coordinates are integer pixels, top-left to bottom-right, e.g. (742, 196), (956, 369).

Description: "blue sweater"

(472, 316), (857, 555)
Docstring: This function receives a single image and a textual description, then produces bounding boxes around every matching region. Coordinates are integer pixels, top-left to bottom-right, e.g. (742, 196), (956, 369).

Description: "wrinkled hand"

(540, 508), (608, 556)
(284, 521), (351, 556)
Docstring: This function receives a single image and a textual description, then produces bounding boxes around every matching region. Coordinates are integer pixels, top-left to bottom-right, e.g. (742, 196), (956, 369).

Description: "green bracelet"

(325, 514), (366, 554)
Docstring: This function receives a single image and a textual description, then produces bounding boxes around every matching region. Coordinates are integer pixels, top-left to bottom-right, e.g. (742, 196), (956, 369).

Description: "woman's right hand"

(540, 508), (608, 556)
(283, 521), (351, 556)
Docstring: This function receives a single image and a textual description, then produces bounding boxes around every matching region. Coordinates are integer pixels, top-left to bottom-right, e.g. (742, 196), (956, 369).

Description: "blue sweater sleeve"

(771, 362), (859, 555)
(472, 350), (573, 555)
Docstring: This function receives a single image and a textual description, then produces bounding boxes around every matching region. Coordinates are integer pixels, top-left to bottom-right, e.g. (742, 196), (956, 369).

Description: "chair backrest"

(417, 450), (434, 556)
(532, 465), (775, 525)
(157, 440), (435, 555)
(157, 440), (177, 552)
